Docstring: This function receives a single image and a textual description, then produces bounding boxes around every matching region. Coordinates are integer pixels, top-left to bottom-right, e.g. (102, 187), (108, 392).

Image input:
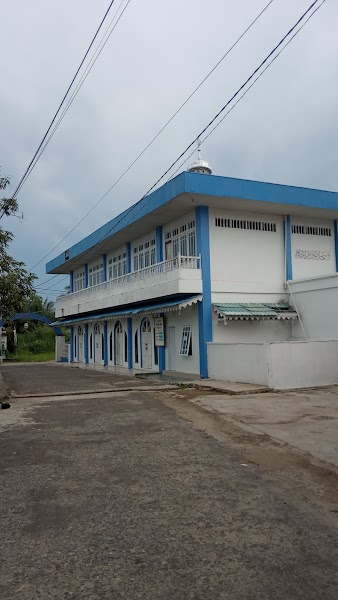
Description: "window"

(291, 224), (331, 236)
(88, 262), (104, 286)
(108, 252), (127, 280)
(164, 220), (196, 259)
(74, 270), (85, 292)
(133, 239), (156, 271)
(180, 326), (192, 356)
(215, 217), (276, 232)
(134, 331), (139, 364)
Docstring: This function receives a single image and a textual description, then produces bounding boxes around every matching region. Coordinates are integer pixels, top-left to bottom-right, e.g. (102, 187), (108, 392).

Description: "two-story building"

(48, 162), (338, 388)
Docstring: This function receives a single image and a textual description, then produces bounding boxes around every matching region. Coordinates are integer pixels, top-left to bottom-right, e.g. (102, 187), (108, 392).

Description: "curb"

(10, 384), (177, 399)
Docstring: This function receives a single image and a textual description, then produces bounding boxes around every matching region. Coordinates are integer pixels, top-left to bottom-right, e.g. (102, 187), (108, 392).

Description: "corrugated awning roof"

(52, 295), (202, 327)
(214, 303), (298, 321)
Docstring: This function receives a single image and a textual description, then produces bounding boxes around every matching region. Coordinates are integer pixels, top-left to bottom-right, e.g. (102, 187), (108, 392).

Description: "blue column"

(285, 215), (293, 281)
(104, 321), (108, 366)
(84, 264), (89, 288)
(84, 323), (89, 364)
(102, 254), (107, 281)
(127, 318), (133, 369)
(70, 326), (74, 362)
(156, 226), (163, 263)
(334, 221), (338, 272)
(126, 242), (131, 273)
(70, 272), (74, 293)
(196, 206), (212, 379)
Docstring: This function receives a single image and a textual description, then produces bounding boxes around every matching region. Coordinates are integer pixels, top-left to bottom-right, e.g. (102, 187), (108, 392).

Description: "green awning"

(213, 303), (298, 321)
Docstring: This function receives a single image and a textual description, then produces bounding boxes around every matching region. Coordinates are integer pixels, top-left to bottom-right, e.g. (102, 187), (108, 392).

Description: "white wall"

(212, 310), (291, 343)
(291, 217), (335, 280)
(209, 208), (285, 295)
(208, 343), (269, 385)
(289, 274), (338, 340)
(165, 306), (200, 375)
(207, 339), (338, 389)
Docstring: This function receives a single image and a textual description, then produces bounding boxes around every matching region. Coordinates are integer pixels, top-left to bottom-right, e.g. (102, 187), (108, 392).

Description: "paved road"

(1, 366), (338, 599)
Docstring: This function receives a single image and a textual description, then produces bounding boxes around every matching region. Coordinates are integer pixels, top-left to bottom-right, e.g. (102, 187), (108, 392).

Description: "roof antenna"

(188, 137), (213, 175)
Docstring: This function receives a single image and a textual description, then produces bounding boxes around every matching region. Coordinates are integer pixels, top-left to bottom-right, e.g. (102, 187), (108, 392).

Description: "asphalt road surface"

(1, 365), (338, 599)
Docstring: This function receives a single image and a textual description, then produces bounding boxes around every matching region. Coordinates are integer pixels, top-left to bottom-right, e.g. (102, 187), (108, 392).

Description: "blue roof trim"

(51, 295), (202, 326)
(46, 171), (338, 273)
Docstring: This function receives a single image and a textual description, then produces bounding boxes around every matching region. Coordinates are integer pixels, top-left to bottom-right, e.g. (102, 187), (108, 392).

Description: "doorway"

(141, 318), (152, 369)
(115, 321), (123, 365)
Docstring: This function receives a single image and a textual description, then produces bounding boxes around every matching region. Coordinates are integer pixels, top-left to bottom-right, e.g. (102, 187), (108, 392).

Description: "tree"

(0, 169), (36, 321)
(23, 292), (55, 321)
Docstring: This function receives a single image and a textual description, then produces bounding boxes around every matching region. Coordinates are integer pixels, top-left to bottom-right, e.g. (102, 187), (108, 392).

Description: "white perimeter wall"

(209, 208), (285, 296)
(289, 274), (338, 340)
(208, 340), (338, 389)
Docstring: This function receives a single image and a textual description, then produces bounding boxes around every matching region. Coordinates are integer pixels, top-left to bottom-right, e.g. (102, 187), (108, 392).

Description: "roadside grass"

(5, 352), (55, 363)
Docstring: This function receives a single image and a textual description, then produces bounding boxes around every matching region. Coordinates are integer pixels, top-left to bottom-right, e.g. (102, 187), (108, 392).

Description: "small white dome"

(188, 158), (212, 175)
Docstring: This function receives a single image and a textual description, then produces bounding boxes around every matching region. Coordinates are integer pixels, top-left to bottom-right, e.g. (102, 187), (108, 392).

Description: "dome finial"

(188, 139), (212, 175)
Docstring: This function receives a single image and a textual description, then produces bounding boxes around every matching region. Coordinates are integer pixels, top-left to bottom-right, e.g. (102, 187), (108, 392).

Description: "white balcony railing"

(60, 255), (201, 300)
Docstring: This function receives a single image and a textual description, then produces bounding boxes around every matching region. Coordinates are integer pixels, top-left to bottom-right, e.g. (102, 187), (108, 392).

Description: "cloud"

(1, 0), (337, 295)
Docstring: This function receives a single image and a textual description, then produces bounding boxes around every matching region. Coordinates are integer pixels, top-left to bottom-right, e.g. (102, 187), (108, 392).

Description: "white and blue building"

(48, 162), (338, 389)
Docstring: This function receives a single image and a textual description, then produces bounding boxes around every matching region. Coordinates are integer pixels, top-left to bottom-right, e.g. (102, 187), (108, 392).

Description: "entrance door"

(168, 326), (176, 371)
(94, 323), (101, 364)
(115, 321), (123, 366)
(141, 318), (152, 369)
(78, 326), (84, 362)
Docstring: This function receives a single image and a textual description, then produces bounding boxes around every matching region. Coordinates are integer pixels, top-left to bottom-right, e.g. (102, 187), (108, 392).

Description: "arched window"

(78, 325), (83, 335)
(141, 318), (151, 333)
(94, 323), (100, 335)
(115, 321), (123, 334)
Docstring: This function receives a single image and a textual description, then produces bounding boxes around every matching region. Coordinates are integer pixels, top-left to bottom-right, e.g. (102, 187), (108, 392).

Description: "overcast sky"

(1, 0), (337, 297)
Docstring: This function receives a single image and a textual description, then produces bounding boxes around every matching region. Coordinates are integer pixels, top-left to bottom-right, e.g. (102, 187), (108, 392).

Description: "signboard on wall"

(154, 317), (165, 346)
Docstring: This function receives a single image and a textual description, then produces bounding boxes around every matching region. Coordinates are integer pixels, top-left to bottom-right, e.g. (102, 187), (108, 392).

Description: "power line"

(39, 0), (325, 292)
(20, 0), (132, 195)
(28, 0), (276, 270)
(12, 0), (119, 199)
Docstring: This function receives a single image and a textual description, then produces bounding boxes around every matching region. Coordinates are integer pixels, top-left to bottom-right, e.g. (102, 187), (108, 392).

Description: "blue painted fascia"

(84, 324), (89, 364)
(285, 215), (293, 281)
(335, 221), (338, 272)
(156, 226), (163, 263)
(47, 171), (338, 274)
(126, 242), (131, 273)
(196, 206), (212, 379)
(104, 321), (108, 366)
(102, 254), (107, 282)
(127, 318), (133, 369)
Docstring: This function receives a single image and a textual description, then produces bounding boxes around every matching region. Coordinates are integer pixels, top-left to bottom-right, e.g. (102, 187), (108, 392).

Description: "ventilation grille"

(215, 217), (276, 232)
(292, 225), (331, 237)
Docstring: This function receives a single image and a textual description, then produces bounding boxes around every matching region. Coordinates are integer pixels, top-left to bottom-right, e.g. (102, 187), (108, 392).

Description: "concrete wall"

(212, 310), (292, 343)
(289, 274), (338, 340)
(164, 306), (200, 375)
(291, 217), (335, 280)
(208, 342), (269, 385)
(207, 339), (338, 389)
(209, 208), (285, 295)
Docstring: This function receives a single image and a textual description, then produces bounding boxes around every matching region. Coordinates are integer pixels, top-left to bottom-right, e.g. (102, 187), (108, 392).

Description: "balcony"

(55, 256), (202, 318)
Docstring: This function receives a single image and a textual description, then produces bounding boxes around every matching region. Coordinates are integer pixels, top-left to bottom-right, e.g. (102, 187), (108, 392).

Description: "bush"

(17, 326), (55, 354)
